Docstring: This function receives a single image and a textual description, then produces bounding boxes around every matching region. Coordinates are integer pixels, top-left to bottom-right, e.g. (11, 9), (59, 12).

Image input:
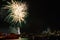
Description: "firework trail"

(2, 0), (28, 35)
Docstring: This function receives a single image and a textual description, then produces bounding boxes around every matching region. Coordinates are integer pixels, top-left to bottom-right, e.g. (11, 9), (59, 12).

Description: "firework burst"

(5, 0), (28, 25)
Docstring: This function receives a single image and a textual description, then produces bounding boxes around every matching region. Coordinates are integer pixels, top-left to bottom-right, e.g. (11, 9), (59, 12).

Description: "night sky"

(0, 0), (57, 33)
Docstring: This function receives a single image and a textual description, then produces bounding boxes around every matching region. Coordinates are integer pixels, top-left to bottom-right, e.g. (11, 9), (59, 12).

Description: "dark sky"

(0, 0), (57, 33)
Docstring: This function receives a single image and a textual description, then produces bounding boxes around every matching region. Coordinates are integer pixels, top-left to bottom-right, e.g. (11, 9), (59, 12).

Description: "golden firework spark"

(5, 0), (27, 24)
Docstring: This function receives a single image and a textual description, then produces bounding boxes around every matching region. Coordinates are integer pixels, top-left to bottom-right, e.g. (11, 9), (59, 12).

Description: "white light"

(17, 27), (20, 34)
